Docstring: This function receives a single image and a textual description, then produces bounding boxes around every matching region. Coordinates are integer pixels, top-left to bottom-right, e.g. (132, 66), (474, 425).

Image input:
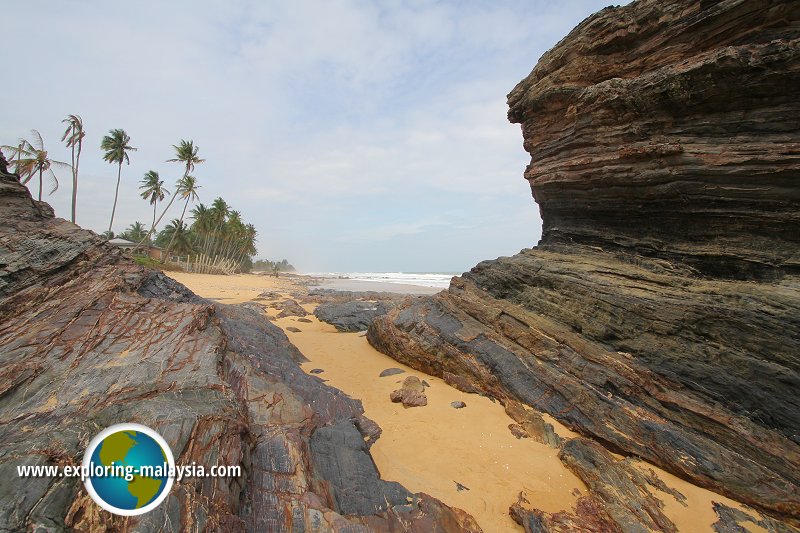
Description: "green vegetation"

(119, 222), (148, 243)
(2, 119), (289, 274)
(252, 258), (295, 273)
(133, 255), (182, 272)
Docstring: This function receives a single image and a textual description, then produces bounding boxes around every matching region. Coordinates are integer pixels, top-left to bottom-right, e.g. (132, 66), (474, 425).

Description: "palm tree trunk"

(108, 162), (122, 234)
(72, 140), (82, 224)
(38, 169), (43, 201)
(163, 197), (190, 262)
(69, 143), (76, 222)
(134, 190), (178, 252)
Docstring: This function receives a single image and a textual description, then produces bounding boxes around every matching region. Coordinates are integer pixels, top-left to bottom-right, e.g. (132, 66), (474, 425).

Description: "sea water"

(304, 271), (459, 290)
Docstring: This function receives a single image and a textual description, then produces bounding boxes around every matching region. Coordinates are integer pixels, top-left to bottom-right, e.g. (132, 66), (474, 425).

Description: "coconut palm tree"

(147, 140), (205, 246)
(139, 170), (169, 242)
(167, 139), (204, 177)
(2, 130), (69, 201)
(163, 174), (201, 260)
(1, 139), (35, 183)
(120, 221), (148, 243)
(157, 219), (193, 256)
(208, 197), (229, 257)
(189, 203), (213, 253)
(101, 129), (136, 234)
(61, 115), (85, 223)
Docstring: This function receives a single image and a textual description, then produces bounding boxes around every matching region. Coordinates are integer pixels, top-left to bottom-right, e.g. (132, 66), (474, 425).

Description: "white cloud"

(1, 0), (624, 270)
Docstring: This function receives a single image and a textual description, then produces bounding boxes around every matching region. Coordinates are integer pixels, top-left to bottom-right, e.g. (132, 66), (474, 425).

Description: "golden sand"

(168, 272), (770, 532)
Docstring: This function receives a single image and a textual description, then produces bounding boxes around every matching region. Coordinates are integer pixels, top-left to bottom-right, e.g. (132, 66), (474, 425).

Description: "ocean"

(303, 271), (460, 293)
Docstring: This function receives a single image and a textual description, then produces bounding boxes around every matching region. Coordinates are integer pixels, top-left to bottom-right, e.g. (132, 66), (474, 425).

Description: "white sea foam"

(303, 271), (458, 289)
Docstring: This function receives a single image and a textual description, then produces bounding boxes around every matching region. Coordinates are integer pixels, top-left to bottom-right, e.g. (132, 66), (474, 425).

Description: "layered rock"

(369, 0), (800, 529)
(507, 0), (800, 279)
(0, 166), (479, 531)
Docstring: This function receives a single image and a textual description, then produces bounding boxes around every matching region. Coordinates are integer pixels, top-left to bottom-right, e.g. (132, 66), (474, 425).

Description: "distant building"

(147, 245), (163, 260)
(108, 238), (136, 250)
(108, 238), (163, 260)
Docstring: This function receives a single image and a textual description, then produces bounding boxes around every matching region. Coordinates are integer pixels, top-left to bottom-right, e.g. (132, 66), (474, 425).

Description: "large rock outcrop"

(507, 0), (800, 279)
(0, 164), (480, 531)
(369, 0), (800, 529)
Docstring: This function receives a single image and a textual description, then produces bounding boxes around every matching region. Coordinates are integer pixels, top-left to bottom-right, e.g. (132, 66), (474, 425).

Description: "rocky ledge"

(0, 161), (479, 531)
(369, 0), (800, 530)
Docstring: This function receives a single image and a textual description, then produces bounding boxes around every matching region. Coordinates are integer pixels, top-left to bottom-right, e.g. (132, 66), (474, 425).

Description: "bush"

(133, 255), (184, 272)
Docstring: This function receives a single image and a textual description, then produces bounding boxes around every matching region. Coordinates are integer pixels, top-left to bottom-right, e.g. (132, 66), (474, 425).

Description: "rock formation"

(0, 166), (479, 531)
(315, 300), (398, 332)
(369, 0), (800, 529)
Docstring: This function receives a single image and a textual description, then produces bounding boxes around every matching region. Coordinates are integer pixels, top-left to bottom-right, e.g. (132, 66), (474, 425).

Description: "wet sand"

(168, 272), (768, 532)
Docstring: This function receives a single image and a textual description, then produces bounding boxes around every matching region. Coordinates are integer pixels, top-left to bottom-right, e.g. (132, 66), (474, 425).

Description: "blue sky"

(1, 0), (619, 273)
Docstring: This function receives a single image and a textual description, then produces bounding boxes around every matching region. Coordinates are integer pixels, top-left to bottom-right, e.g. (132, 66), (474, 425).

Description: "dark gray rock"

(315, 300), (397, 332)
(451, 401), (466, 409)
(379, 368), (405, 377)
(309, 421), (411, 516)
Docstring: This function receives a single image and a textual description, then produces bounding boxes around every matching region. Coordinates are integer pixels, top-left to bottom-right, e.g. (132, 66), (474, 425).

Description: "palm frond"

(28, 129), (45, 151)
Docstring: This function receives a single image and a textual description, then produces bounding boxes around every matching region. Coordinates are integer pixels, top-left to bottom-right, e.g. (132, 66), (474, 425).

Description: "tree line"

(1, 117), (264, 271)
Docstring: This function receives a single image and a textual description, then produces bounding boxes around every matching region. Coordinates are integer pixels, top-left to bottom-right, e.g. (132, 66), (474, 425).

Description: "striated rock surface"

(511, 438), (687, 533)
(507, 0), (800, 279)
(369, 0), (800, 529)
(0, 166), (479, 531)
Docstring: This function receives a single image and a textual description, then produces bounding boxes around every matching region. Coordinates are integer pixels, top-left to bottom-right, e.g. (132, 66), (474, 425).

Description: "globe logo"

(83, 423), (175, 516)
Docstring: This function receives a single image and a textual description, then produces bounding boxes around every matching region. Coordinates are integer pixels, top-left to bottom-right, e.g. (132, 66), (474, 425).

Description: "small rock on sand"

(310, 368), (324, 374)
(451, 401), (466, 409)
(297, 318), (313, 323)
(390, 376), (427, 408)
(455, 482), (470, 491)
(286, 326), (302, 333)
(379, 368), (405, 378)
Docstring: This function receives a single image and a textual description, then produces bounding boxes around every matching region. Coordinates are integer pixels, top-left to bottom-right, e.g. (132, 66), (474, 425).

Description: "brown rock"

(271, 298), (308, 317)
(390, 376), (428, 408)
(505, 401), (561, 448)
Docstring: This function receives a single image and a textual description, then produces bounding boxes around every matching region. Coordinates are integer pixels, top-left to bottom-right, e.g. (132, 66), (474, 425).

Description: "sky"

(2, 0), (619, 273)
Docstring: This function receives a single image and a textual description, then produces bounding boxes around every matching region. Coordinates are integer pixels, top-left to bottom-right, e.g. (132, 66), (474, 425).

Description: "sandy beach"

(167, 271), (770, 532)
